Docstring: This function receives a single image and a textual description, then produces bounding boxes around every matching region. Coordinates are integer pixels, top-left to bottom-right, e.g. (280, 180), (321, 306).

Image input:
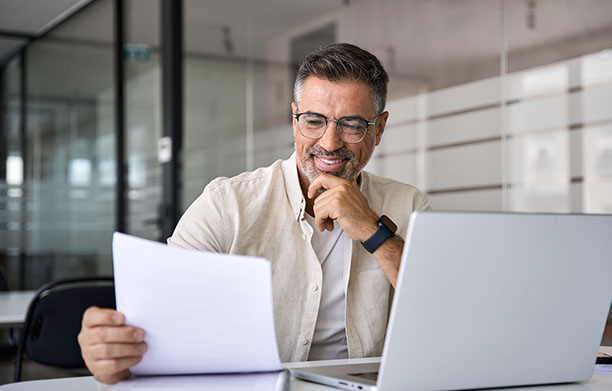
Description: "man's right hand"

(78, 306), (147, 384)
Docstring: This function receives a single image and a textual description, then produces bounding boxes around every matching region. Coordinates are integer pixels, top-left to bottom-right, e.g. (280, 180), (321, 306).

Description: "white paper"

(112, 232), (283, 375)
(594, 364), (612, 373)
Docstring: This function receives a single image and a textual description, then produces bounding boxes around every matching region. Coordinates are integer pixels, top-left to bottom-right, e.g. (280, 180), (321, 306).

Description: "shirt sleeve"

(167, 179), (230, 253)
(414, 191), (431, 211)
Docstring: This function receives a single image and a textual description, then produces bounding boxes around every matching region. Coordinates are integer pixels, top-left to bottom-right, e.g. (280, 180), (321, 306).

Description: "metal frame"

(114, 0), (126, 233)
(160, 0), (183, 241)
(0, 63), (6, 180)
(18, 49), (27, 290)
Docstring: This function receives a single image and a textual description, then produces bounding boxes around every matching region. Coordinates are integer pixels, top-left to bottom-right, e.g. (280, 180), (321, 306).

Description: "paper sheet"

(594, 364), (612, 373)
(112, 232), (283, 375)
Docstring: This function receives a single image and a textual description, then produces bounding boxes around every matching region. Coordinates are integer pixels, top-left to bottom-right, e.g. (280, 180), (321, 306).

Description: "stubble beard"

(297, 144), (364, 184)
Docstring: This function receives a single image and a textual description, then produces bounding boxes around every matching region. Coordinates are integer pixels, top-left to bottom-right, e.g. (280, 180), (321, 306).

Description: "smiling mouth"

(314, 155), (347, 173)
(318, 156), (344, 165)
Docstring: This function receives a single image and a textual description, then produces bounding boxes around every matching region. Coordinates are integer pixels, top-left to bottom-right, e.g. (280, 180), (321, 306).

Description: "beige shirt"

(168, 153), (430, 362)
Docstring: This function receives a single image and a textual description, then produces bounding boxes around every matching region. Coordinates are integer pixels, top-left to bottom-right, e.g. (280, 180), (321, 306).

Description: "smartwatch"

(361, 215), (397, 254)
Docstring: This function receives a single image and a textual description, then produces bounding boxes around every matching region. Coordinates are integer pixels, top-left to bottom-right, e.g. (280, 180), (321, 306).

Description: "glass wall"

(0, 0), (610, 340)
(181, 0), (612, 343)
(0, 56), (23, 289)
(20, 0), (116, 288)
(124, 0), (162, 241)
(504, 1), (612, 213)
(182, 0), (346, 208)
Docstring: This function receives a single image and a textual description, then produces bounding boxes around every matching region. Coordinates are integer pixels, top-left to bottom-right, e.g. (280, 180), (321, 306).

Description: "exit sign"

(123, 43), (151, 61)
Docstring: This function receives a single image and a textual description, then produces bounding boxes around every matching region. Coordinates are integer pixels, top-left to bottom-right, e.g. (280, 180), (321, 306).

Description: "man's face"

(292, 76), (388, 187)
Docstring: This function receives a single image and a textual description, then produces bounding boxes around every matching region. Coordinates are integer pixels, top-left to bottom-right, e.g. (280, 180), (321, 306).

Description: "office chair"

(0, 264), (9, 291)
(0, 264), (19, 362)
(14, 277), (115, 382)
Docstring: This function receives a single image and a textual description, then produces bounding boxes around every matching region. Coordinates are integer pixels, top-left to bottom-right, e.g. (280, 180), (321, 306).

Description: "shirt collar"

(282, 152), (306, 221)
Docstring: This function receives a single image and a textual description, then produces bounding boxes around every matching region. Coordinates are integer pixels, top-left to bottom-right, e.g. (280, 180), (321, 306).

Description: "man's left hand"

(308, 174), (379, 242)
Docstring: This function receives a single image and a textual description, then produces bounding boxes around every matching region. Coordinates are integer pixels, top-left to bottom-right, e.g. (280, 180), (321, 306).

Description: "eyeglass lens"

(297, 113), (367, 143)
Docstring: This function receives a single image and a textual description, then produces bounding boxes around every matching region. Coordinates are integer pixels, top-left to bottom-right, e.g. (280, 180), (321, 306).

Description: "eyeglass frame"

(292, 112), (380, 144)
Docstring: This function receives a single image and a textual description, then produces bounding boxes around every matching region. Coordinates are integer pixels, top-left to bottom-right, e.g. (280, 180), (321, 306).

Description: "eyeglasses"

(292, 112), (379, 143)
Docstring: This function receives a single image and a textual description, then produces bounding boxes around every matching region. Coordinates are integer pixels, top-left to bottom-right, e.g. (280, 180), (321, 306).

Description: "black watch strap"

(361, 215), (397, 254)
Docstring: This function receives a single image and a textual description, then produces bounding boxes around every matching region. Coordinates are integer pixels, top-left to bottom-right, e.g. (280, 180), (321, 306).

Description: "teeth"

(320, 157), (342, 164)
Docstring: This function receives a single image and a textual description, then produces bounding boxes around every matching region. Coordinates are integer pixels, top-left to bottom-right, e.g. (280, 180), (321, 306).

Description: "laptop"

(291, 211), (612, 391)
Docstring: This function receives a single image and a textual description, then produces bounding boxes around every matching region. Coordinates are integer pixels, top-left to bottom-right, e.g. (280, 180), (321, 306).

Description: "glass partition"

(182, 0), (346, 209)
(504, 0), (612, 214)
(124, 0), (163, 240)
(0, 56), (23, 289)
(0, 0), (610, 341)
(21, 0), (115, 288)
(181, 0), (612, 344)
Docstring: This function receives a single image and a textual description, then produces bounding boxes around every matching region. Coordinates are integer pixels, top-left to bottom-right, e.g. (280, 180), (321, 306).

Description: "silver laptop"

(291, 211), (612, 391)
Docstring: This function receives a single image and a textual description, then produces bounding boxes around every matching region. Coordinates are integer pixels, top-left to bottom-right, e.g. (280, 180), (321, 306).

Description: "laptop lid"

(378, 211), (612, 391)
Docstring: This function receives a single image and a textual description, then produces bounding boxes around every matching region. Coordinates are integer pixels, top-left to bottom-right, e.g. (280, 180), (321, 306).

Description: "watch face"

(380, 215), (397, 233)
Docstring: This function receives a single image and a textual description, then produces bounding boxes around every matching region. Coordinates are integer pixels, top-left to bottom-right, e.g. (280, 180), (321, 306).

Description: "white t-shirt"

(304, 213), (349, 360)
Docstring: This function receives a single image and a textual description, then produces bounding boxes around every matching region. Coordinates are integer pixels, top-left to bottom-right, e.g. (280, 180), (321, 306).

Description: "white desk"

(0, 291), (35, 327)
(0, 371), (611, 391)
(1, 350), (611, 391)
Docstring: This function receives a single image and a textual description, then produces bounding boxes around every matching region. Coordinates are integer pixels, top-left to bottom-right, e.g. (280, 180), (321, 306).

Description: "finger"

(92, 356), (142, 384)
(95, 368), (131, 385)
(325, 218), (334, 232)
(313, 195), (337, 232)
(83, 307), (125, 328)
(314, 216), (326, 232)
(88, 342), (147, 360)
(315, 217), (334, 232)
(308, 174), (345, 198)
(308, 178), (325, 199)
(312, 188), (335, 210)
(83, 325), (145, 344)
(313, 199), (330, 232)
(313, 207), (335, 232)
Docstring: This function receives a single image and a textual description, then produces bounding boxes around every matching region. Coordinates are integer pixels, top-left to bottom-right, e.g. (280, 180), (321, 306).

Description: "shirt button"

(312, 285), (318, 291)
(302, 234), (307, 240)
(302, 338), (309, 345)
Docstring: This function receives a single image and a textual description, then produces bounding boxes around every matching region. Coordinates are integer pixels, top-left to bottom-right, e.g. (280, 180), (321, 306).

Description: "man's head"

(291, 43), (390, 186)
(293, 43), (389, 116)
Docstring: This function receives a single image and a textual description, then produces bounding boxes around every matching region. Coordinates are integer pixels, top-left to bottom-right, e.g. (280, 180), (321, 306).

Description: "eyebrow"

(301, 111), (369, 121)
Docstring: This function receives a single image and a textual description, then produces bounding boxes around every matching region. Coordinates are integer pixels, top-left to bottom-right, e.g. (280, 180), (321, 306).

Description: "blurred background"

(0, 0), (611, 367)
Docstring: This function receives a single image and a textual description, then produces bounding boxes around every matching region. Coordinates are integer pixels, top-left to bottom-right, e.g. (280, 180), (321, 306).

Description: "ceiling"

(0, 0), (92, 36)
(1, 0), (611, 99)
(0, 0), (93, 62)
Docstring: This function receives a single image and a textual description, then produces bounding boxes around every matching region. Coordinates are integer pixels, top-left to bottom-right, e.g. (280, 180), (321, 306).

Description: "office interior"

(0, 0), (611, 383)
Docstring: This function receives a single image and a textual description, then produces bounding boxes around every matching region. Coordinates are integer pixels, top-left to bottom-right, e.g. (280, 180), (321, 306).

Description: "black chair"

(14, 277), (115, 382)
(0, 264), (19, 362)
(0, 263), (9, 291)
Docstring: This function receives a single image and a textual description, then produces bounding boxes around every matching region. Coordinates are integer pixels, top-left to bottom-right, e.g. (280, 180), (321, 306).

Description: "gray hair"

(293, 43), (389, 115)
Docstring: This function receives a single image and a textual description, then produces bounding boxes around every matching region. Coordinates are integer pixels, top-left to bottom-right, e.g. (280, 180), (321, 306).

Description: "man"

(78, 43), (429, 384)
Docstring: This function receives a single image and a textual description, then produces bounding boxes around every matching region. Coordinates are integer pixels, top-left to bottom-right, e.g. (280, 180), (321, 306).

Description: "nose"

(317, 120), (345, 152)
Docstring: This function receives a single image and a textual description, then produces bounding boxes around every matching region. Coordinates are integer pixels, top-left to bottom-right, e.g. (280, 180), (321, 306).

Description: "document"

(594, 364), (612, 373)
(112, 232), (283, 375)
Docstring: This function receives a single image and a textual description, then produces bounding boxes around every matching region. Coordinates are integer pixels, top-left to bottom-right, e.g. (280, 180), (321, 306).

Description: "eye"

(307, 119), (324, 126)
(340, 119), (366, 133)
(302, 115), (326, 127)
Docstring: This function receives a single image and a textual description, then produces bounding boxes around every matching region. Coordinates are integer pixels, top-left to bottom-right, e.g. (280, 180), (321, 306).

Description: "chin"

(297, 147), (364, 183)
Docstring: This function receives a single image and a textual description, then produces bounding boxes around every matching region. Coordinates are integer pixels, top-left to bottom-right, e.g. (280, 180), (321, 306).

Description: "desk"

(0, 371), (611, 391)
(1, 351), (611, 391)
(0, 291), (35, 327)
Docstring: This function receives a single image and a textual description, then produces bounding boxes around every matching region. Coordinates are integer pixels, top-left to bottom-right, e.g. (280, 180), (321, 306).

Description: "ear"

(374, 111), (389, 146)
(291, 101), (298, 138)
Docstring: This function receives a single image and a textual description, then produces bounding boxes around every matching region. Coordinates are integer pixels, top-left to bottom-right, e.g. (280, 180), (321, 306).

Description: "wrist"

(360, 217), (379, 242)
(361, 215), (398, 254)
